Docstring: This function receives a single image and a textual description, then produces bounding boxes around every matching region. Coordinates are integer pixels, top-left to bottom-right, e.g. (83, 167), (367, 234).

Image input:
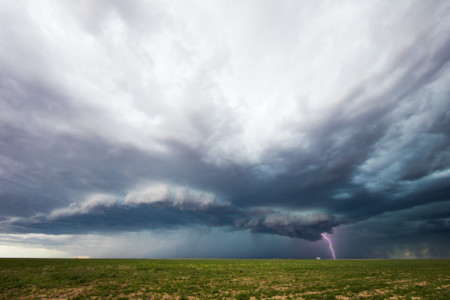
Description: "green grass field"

(0, 259), (449, 299)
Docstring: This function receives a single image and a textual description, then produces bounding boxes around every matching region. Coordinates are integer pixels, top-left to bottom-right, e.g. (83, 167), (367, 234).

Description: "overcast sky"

(1, 0), (449, 259)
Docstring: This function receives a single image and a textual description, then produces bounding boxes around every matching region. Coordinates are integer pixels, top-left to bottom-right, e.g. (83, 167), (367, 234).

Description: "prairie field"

(0, 258), (449, 299)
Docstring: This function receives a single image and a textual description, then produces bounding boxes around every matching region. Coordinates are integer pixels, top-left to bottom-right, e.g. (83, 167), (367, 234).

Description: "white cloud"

(124, 183), (170, 205)
(123, 182), (222, 209)
(43, 183), (224, 219)
(2, 0), (448, 171)
(50, 194), (117, 218)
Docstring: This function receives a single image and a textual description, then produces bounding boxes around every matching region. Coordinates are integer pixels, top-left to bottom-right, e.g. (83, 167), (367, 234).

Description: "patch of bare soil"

(335, 296), (351, 300)
(24, 286), (92, 299)
(436, 284), (450, 289)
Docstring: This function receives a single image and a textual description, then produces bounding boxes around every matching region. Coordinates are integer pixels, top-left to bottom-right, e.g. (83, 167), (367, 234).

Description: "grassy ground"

(0, 259), (449, 299)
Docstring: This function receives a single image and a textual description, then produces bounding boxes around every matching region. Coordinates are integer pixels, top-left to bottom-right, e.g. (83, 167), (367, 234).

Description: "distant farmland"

(1, 259), (449, 299)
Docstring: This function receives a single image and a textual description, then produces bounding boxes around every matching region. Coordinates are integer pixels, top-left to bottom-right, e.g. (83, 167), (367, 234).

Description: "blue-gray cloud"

(2, 184), (340, 241)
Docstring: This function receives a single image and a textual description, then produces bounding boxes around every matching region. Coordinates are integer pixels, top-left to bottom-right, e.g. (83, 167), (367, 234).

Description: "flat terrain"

(0, 259), (449, 299)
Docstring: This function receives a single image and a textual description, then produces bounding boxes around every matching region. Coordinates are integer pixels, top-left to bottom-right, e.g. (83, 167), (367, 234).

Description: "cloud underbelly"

(3, 185), (341, 242)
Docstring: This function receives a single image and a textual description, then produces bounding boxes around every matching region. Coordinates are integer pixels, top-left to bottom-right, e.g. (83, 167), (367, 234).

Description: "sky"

(0, 0), (449, 259)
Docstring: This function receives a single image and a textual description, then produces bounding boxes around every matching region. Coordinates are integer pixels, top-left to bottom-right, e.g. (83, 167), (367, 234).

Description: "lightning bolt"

(321, 233), (336, 259)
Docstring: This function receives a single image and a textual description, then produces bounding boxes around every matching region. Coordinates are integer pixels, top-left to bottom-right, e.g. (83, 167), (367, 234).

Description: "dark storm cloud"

(347, 201), (450, 238)
(0, 0), (450, 257)
(235, 213), (339, 241)
(2, 185), (340, 241)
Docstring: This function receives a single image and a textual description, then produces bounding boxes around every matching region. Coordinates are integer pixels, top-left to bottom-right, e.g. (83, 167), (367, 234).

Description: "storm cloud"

(3, 183), (339, 242)
(0, 0), (449, 258)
